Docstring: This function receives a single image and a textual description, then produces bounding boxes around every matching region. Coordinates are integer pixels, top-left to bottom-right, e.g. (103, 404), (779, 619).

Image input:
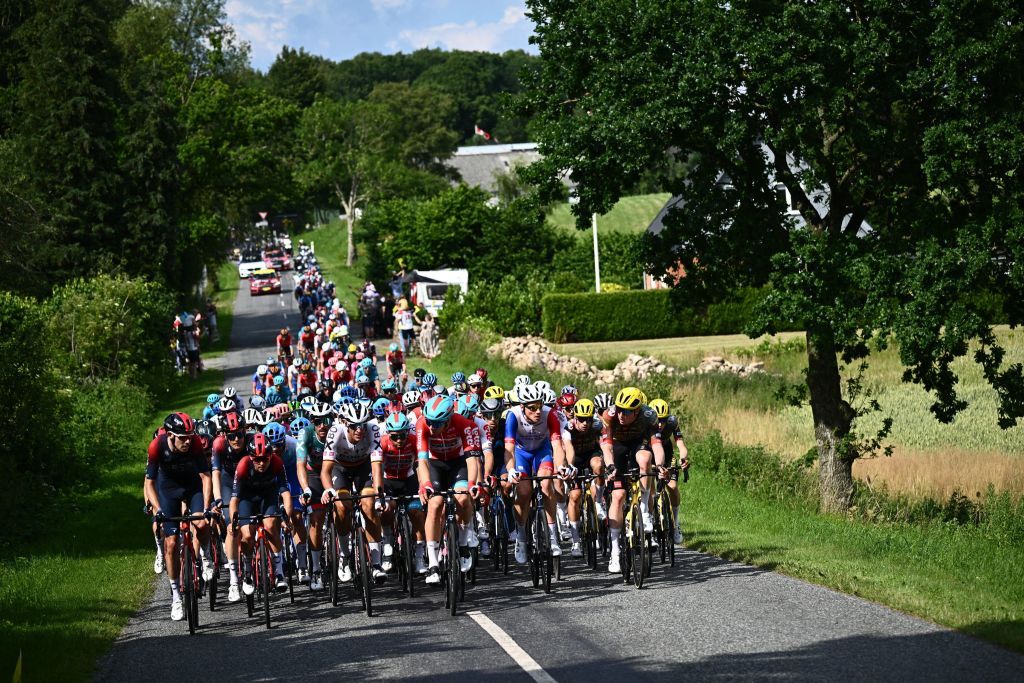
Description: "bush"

(64, 378), (154, 474)
(551, 230), (646, 289)
(440, 275), (555, 336)
(541, 286), (798, 342)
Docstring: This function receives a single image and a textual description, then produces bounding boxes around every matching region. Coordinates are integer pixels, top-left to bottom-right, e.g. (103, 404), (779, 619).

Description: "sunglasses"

(348, 423), (367, 431)
(426, 418), (449, 428)
(315, 418), (332, 427)
(252, 456), (269, 464)
(227, 431), (244, 440)
(523, 403), (542, 411)
(617, 408), (636, 417)
(169, 432), (191, 441)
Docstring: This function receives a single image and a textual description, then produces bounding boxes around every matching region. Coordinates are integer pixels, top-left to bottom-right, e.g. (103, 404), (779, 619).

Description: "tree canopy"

(521, 0), (1024, 511)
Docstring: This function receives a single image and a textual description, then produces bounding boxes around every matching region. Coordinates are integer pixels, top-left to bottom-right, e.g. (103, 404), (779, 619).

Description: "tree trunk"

(805, 327), (856, 514)
(345, 212), (355, 267)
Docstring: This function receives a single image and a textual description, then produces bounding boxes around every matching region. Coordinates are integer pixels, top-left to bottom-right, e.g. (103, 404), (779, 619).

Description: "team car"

(249, 268), (282, 296)
(263, 247), (292, 271)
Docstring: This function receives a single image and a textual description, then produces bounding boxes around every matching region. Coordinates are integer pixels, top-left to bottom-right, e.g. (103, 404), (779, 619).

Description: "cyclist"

(263, 421), (309, 583)
(448, 372), (469, 399)
(211, 411), (248, 602)
(419, 372), (438, 400)
(649, 398), (689, 544)
(320, 402), (387, 583)
(297, 404), (332, 590)
(600, 387), (666, 573)
(374, 412), (427, 574)
(593, 392), (613, 423)
(287, 358), (302, 394)
(415, 395), (483, 584)
(467, 373), (485, 401)
(504, 384), (568, 564)
(230, 432), (293, 593)
(297, 361), (317, 395)
(222, 386), (243, 413)
(202, 393), (220, 420)
(298, 325), (315, 361)
(477, 394), (507, 556)
(277, 327), (293, 364)
(380, 379), (403, 413)
(385, 342), (406, 387)
(145, 413), (214, 621)
(564, 398), (605, 557)
(402, 390), (423, 421)
(266, 375), (292, 407)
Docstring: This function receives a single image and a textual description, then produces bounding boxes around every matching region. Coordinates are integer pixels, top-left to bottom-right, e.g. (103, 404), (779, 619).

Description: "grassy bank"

(202, 261), (240, 358)
(293, 221), (366, 315)
(0, 371), (223, 682)
(546, 192), (670, 235)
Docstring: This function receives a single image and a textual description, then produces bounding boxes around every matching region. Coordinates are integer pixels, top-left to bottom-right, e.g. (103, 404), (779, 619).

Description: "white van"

(411, 269), (469, 316)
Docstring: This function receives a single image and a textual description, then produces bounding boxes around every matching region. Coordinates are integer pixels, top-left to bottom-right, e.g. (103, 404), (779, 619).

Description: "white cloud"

(396, 3), (529, 52)
(225, 0), (322, 68)
(371, 0), (409, 11)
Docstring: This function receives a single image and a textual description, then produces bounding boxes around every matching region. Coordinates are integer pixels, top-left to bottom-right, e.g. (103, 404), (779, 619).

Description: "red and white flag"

(474, 125), (491, 140)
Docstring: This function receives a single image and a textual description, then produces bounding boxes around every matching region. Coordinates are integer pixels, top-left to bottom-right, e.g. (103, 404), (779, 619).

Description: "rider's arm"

(651, 433), (666, 469)
(599, 424), (615, 469)
(295, 434), (311, 491)
(144, 439), (160, 511)
(676, 436), (688, 469)
(546, 410), (567, 470)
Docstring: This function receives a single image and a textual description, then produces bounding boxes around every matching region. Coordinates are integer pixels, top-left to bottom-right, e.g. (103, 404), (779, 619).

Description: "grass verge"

(201, 261), (240, 358)
(546, 192), (671, 235)
(293, 222), (367, 316)
(0, 370), (224, 682)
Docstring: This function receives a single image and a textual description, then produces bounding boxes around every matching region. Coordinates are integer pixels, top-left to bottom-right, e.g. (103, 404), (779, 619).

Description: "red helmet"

(557, 393), (578, 409)
(222, 411), (242, 434)
(475, 367), (488, 382)
(163, 412), (195, 436)
(247, 432), (271, 459)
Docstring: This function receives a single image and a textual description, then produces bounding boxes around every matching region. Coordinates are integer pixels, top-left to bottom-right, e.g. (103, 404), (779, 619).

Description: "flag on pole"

(474, 125), (491, 140)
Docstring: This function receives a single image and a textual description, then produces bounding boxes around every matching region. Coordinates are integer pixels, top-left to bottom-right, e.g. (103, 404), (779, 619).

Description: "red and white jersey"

(374, 433), (417, 480)
(415, 413), (481, 462)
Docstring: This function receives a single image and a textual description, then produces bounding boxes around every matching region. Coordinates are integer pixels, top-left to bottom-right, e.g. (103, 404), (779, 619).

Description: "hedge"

(541, 287), (801, 342)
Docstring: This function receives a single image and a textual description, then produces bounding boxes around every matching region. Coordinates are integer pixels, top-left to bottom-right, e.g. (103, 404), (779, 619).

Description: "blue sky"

(225, 1), (538, 71)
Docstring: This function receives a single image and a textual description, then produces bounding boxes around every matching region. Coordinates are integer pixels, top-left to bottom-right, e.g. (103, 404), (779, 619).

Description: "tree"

(521, 0), (1024, 513)
(266, 46), (327, 107)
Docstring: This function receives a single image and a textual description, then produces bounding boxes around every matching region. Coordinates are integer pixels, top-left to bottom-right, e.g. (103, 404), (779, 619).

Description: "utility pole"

(592, 212), (601, 292)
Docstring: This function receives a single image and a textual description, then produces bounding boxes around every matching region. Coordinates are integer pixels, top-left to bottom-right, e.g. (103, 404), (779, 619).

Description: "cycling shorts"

(569, 450), (601, 489)
(609, 440), (651, 488)
(383, 475), (422, 511)
(331, 461), (373, 494)
(426, 456), (469, 492)
(156, 473), (204, 536)
(236, 492), (281, 523)
(218, 476), (234, 508)
(513, 443), (554, 477)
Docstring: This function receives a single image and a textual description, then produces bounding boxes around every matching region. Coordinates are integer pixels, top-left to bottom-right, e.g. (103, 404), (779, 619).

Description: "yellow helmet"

(614, 387), (644, 411)
(649, 398), (670, 419)
(348, 343), (357, 353)
(574, 398), (595, 419)
(483, 385), (505, 400)
(638, 390), (649, 405)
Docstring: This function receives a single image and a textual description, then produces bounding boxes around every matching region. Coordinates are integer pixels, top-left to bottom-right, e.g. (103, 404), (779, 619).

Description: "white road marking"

(467, 611), (557, 683)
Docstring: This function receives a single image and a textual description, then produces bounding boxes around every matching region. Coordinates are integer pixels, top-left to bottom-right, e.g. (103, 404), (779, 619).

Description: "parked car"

(249, 268), (281, 296)
(263, 247), (292, 271)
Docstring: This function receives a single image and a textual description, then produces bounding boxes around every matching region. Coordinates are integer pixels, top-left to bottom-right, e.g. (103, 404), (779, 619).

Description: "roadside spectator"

(205, 298), (220, 342)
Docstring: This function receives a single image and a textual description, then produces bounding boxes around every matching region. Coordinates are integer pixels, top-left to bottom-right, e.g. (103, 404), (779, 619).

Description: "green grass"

(202, 261), (240, 358)
(684, 464), (1024, 652)
(293, 221), (367, 316)
(546, 192), (671, 236)
(0, 370), (224, 682)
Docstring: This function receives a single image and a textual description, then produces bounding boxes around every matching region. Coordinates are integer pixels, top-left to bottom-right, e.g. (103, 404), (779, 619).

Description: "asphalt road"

(95, 272), (1024, 682)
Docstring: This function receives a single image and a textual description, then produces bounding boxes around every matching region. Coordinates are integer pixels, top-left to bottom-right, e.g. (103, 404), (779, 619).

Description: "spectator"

(205, 297), (220, 342)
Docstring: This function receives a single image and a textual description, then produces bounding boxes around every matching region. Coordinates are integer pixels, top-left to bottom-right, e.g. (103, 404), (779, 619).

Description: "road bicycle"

(325, 489), (381, 617)
(385, 493), (420, 598)
(159, 512), (209, 635)
(653, 465), (687, 567)
(206, 514), (223, 611)
(620, 470), (651, 589)
(575, 473), (603, 570)
(488, 483), (513, 575)
(524, 475), (562, 594)
(234, 512), (284, 630)
(428, 488), (468, 616)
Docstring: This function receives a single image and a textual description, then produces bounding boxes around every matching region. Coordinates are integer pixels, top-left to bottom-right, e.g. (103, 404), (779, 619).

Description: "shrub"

(440, 275), (555, 336)
(64, 378), (153, 474)
(551, 230), (646, 289)
(541, 287), (798, 342)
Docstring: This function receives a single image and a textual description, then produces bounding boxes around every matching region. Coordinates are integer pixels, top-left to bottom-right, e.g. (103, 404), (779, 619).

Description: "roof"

(448, 143), (543, 194)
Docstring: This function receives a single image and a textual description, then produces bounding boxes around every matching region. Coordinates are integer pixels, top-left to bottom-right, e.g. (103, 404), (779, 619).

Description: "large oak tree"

(521, 0), (1024, 512)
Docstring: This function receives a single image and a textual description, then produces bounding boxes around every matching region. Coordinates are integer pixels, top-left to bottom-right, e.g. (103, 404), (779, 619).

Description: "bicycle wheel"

(400, 513), (415, 597)
(583, 496), (598, 570)
(182, 538), (197, 635)
(490, 502), (501, 572)
(246, 554), (255, 617)
(327, 523), (340, 606)
(446, 518), (460, 616)
(630, 505), (645, 589)
(357, 532), (372, 617)
(284, 534), (295, 603)
(259, 536), (272, 629)
(661, 494), (675, 567)
(208, 529), (220, 611)
(528, 508), (540, 588)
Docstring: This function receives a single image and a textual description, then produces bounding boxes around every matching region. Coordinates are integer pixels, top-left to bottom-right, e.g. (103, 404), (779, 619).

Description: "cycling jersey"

(504, 405), (563, 453)
(277, 333), (292, 349)
(146, 434), (209, 483)
(265, 385), (292, 407)
(600, 406), (661, 448)
(415, 413), (481, 462)
(374, 433), (417, 480)
(211, 434), (247, 500)
(296, 426), (328, 473)
(297, 371), (317, 392)
(566, 417), (603, 456)
(324, 422), (382, 467)
(658, 415), (683, 460)
(386, 350), (404, 372)
(232, 455), (288, 499)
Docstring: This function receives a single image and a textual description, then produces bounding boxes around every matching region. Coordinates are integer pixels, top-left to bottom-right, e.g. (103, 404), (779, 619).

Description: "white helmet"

(514, 374), (532, 386)
(216, 397), (236, 414)
(257, 364), (268, 375)
(517, 384), (542, 404)
(542, 388), (557, 406)
(434, 383), (446, 395)
(593, 393), (613, 410)
(242, 408), (262, 426)
(293, 358), (301, 366)
(402, 390), (422, 408)
(338, 402), (371, 426)
(223, 386), (237, 398)
(307, 401), (333, 418)
(533, 380), (552, 394)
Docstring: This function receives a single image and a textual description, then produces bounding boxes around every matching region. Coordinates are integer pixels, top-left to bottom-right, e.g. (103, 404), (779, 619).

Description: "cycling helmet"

(433, 383), (446, 395)
(300, 395), (318, 410)
(506, 387), (520, 405)
(381, 378), (398, 393)
(451, 371), (466, 385)
(456, 394), (479, 418)
(414, 368), (426, 380)
(266, 356), (275, 365)
(360, 357), (374, 369)
(422, 373), (437, 388)
(614, 387), (644, 411)
(241, 408), (262, 427)
(257, 364), (268, 375)
(534, 380), (552, 394)
(542, 388), (557, 407)
(195, 419), (216, 440)
(574, 398), (595, 419)
(384, 412), (412, 433)
(265, 392), (283, 408)
(517, 384), (542, 405)
(247, 432), (271, 458)
(423, 395), (455, 424)
(206, 393), (220, 405)
(372, 397), (391, 418)
(561, 384), (578, 396)
(293, 358), (301, 367)
(223, 386), (238, 399)
(389, 342), (398, 352)
(273, 375), (285, 386)
(222, 411), (243, 434)
(249, 395), (266, 409)
(402, 390), (422, 408)
(593, 393), (613, 411)
(638, 389), (649, 406)
(475, 367), (489, 382)
(307, 401), (332, 418)
(262, 421), (287, 445)
(467, 373), (482, 387)
(289, 417), (311, 437)
(163, 412), (194, 436)
(557, 393), (578, 409)
(649, 398), (670, 419)
(252, 410), (270, 428)
(340, 385), (359, 399)
(217, 397), (237, 414)
(355, 372), (371, 385)
(338, 402), (371, 426)
(513, 374), (531, 386)
(480, 397), (503, 416)
(349, 344), (359, 353)
(483, 385), (505, 401)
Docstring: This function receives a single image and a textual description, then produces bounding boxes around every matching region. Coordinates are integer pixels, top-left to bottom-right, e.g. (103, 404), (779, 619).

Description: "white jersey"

(505, 405), (562, 452)
(474, 416), (492, 453)
(324, 422), (381, 467)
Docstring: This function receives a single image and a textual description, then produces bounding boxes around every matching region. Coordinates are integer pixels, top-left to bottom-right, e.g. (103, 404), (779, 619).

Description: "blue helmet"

(340, 385), (359, 399)
(423, 395), (455, 424)
(206, 393), (221, 405)
(289, 417), (310, 438)
(249, 395), (266, 409)
(355, 372), (370, 385)
(359, 357), (373, 369)
(273, 375), (285, 386)
(456, 394), (479, 418)
(371, 397), (390, 417)
(381, 378), (398, 393)
(450, 372), (466, 385)
(264, 393), (282, 407)
(422, 373), (437, 388)
(384, 412), (412, 433)
(262, 421), (287, 445)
